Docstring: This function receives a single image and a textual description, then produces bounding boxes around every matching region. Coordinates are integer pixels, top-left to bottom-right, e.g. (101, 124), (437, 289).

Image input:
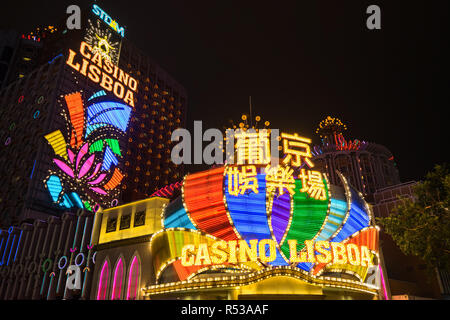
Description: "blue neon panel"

(225, 174), (289, 266)
(330, 187), (370, 244)
(62, 194), (74, 209)
(165, 207), (196, 230)
(87, 102), (132, 133)
(47, 176), (63, 203)
(69, 192), (84, 209)
(88, 90), (107, 101)
(163, 197), (197, 230)
(102, 146), (119, 171)
(315, 198), (348, 242)
(85, 124), (107, 138)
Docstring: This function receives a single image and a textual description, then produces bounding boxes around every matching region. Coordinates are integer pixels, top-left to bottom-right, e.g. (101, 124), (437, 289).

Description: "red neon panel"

(312, 227), (379, 275)
(183, 167), (238, 241)
(172, 260), (203, 282)
(65, 92), (85, 149)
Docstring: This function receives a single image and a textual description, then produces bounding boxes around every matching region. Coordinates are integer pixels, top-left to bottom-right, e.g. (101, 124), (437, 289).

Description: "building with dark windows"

(312, 116), (401, 202)
(0, 3), (186, 227)
(0, 29), (45, 90)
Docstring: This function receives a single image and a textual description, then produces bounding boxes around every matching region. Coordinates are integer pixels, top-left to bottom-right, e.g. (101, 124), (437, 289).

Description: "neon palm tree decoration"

(44, 91), (131, 211)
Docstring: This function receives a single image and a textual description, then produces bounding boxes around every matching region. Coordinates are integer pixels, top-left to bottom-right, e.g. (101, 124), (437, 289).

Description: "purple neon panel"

(271, 192), (291, 244)
(53, 159), (75, 178)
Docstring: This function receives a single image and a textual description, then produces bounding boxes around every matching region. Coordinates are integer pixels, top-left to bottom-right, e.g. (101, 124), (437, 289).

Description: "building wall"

(313, 144), (400, 201)
(0, 210), (96, 300)
(0, 56), (66, 226)
(89, 197), (169, 300)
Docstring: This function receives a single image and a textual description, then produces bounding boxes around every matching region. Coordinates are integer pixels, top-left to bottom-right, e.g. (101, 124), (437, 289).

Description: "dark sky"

(1, 0), (448, 182)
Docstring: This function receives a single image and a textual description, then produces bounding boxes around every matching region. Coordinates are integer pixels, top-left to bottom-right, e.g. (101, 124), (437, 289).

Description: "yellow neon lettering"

(210, 241), (228, 265)
(228, 241), (238, 264)
(194, 243), (211, 266)
(181, 245), (195, 267)
(346, 244), (361, 266)
(238, 240), (258, 263)
(361, 246), (373, 267)
(88, 64), (101, 83)
(331, 243), (348, 265)
(315, 241), (332, 264)
(259, 239), (276, 263)
(66, 49), (80, 71)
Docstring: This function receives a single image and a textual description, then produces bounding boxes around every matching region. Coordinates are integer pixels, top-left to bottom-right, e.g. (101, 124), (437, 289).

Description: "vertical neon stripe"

(126, 256), (139, 300)
(13, 230), (23, 262)
(6, 235), (16, 266)
(30, 160), (37, 179)
(1, 234), (11, 265)
(40, 273), (47, 295)
(111, 258), (123, 300)
(379, 264), (389, 300)
(47, 276), (53, 300)
(97, 261), (109, 300)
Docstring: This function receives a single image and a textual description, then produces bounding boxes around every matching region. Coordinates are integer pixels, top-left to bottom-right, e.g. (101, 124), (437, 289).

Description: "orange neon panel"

(172, 260), (203, 282)
(312, 227), (379, 275)
(104, 168), (124, 191)
(65, 92), (85, 149)
(183, 167), (238, 241)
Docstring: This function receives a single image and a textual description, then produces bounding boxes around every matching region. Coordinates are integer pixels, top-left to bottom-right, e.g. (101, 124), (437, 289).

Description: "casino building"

(312, 117), (401, 202)
(0, 165), (388, 300)
(0, 3), (187, 227)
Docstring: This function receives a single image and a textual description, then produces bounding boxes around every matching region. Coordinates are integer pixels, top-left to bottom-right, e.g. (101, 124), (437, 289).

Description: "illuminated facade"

(140, 165), (386, 300)
(0, 3), (186, 226)
(0, 210), (97, 300)
(312, 117), (401, 201)
(84, 126), (389, 300)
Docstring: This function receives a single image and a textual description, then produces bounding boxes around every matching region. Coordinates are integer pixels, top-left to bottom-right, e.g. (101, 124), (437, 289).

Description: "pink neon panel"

(111, 258), (124, 300)
(53, 159), (75, 178)
(76, 143), (89, 171)
(127, 256), (140, 300)
(88, 173), (107, 186)
(67, 148), (75, 164)
(78, 154), (95, 179)
(87, 163), (102, 180)
(90, 187), (108, 195)
(97, 260), (109, 300)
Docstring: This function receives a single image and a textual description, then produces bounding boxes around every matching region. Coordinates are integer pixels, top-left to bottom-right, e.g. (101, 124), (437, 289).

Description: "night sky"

(1, 0), (448, 182)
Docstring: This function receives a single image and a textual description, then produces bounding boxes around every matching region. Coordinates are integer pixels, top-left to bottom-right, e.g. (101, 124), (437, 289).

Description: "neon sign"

(149, 160), (381, 294)
(92, 4), (125, 37)
(44, 91), (131, 211)
(66, 41), (137, 107)
(181, 239), (373, 268)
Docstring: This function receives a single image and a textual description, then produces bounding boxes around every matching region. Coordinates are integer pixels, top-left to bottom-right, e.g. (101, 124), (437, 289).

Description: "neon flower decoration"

(44, 91), (131, 211)
(150, 165), (382, 296)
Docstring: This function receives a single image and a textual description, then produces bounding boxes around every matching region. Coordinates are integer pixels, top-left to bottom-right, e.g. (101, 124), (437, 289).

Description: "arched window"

(111, 258), (124, 300)
(126, 255), (140, 300)
(97, 260), (109, 300)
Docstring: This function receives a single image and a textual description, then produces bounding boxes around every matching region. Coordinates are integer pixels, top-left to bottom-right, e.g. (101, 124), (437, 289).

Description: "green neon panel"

(280, 179), (330, 257)
(89, 140), (104, 153)
(105, 139), (122, 156)
(84, 201), (92, 211)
